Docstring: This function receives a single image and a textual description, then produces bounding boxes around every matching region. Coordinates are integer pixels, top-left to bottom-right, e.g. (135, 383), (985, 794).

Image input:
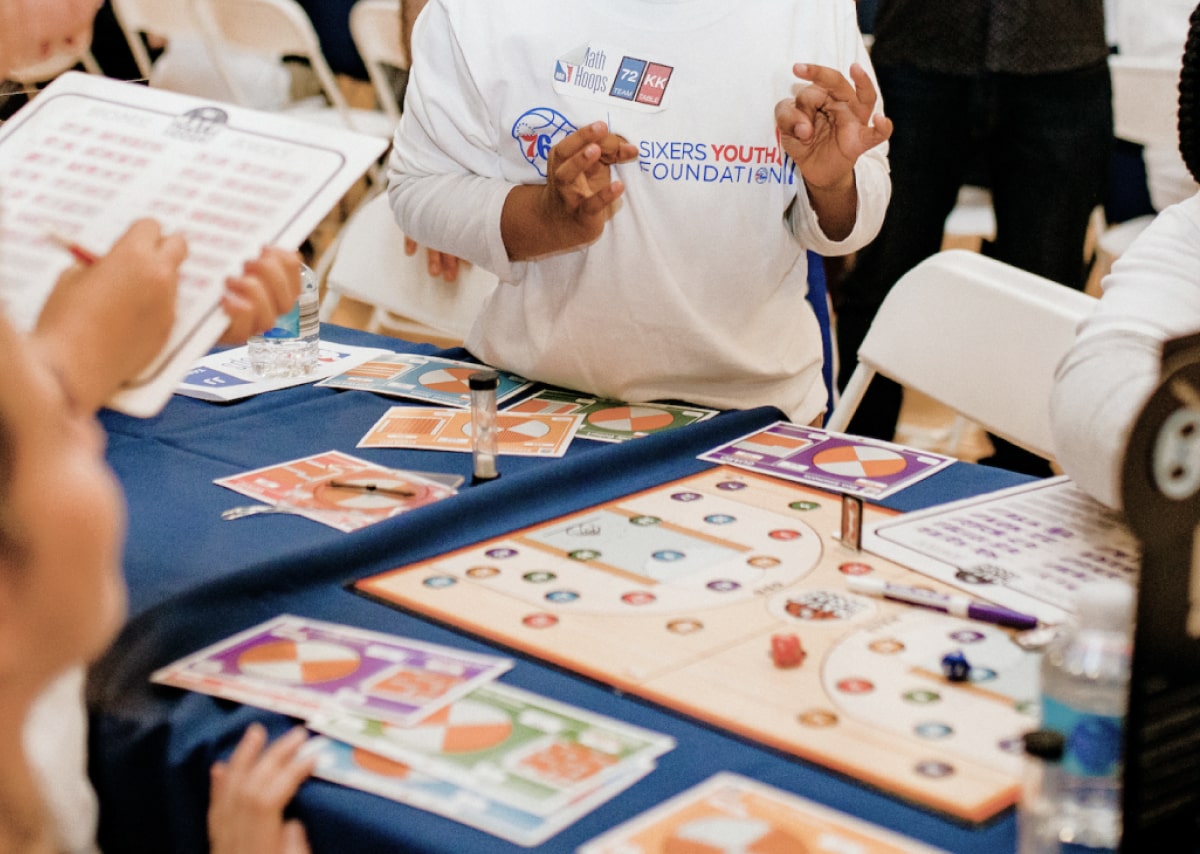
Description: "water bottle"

(1019, 729), (1066, 854)
(1038, 582), (1133, 852)
(247, 263), (320, 378)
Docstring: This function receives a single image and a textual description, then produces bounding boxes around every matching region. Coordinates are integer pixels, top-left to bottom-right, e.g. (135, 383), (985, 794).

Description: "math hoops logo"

(166, 106), (229, 143)
(512, 108), (577, 177)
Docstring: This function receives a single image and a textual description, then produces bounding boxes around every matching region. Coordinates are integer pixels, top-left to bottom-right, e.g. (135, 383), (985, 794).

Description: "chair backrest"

(319, 190), (498, 345)
(350, 0), (407, 124)
(109, 0), (208, 79)
(1110, 54), (1181, 148)
(825, 249), (1098, 459)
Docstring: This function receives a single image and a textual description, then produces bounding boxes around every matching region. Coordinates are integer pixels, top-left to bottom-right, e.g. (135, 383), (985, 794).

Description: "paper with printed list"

(0, 72), (386, 416)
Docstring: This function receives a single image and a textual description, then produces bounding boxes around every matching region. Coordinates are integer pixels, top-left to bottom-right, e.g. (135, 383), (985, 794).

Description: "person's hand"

(539, 121), (638, 247)
(404, 237), (468, 283)
(33, 218), (186, 411)
(218, 247), (303, 345)
(775, 63), (893, 192)
(207, 723), (314, 854)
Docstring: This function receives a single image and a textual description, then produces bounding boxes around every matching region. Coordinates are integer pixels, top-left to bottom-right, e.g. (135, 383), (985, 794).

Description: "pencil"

(43, 228), (98, 266)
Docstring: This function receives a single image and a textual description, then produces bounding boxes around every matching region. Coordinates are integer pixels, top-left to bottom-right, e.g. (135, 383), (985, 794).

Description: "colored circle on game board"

(706, 579), (740, 592)
(789, 500), (820, 511)
(671, 491), (703, 501)
(422, 576), (457, 589)
(667, 619), (703, 634)
(914, 760), (955, 779)
(915, 722), (954, 740)
(485, 547), (518, 559)
(237, 639), (360, 684)
(715, 480), (747, 491)
(813, 443), (908, 478)
(568, 549), (601, 561)
(839, 561), (874, 575)
(629, 515), (661, 526)
(704, 514), (736, 525)
(904, 689), (941, 705)
(523, 571), (556, 583)
(747, 556), (780, 569)
(662, 818), (806, 854)
(466, 566), (500, 579)
(949, 629), (987, 644)
(545, 590), (579, 603)
(652, 550), (686, 562)
(417, 366), (474, 394)
(386, 699), (513, 753)
(868, 639), (905, 654)
(311, 474), (433, 513)
(798, 709), (838, 727)
(494, 418), (552, 442)
(522, 613), (558, 629)
(621, 591), (656, 606)
(585, 405), (675, 434)
(351, 747), (412, 778)
(836, 677), (875, 695)
(768, 529), (802, 541)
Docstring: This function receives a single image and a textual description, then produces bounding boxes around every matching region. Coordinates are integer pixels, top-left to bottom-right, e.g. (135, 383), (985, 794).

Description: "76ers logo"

(512, 108), (577, 177)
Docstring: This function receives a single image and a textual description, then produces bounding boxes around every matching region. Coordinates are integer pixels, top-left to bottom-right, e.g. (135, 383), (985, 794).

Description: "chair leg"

(825, 364), (874, 433)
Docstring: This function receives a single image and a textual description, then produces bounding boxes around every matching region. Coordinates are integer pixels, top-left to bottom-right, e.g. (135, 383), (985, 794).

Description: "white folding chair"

(350, 0), (407, 125)
(826, 249), (1098, 461)
(1093, 55), (1185, 278)
(201, 0), (394, 141)
(316, 190), (497, 348)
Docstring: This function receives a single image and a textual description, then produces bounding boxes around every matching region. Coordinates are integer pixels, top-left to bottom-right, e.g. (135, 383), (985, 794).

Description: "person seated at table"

(1050, 1), (1200, 510)
(388, 0), (891, 426)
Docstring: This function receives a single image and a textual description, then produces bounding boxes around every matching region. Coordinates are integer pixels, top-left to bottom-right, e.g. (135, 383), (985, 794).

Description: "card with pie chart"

(359, 406), (583, 457)
(215, 450), (459, 532)
(308, 679), (674, 817)
(579, 772), (948, 853)
(700, 422), (954, 500)
(504, 389), (717, 443)
(303, 735), (653, 847)
(317, 353), (533, 408)
(151, 615), (513, 727)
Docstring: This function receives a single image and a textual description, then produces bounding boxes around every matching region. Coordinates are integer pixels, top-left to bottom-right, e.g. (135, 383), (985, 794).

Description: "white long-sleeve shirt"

(1052, 192), (1200, 508)
(388, 0), (889, 423)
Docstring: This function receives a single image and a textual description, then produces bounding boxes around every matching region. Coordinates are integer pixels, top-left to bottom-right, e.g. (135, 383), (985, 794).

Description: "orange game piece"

(771, 633), (806, 668)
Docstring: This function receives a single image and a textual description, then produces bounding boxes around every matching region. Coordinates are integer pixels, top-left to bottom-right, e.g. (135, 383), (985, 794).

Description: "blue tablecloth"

(88, 325), (1031, 853)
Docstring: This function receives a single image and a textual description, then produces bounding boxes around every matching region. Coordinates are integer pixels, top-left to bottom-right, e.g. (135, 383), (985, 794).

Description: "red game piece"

(771, 633), (806, 668)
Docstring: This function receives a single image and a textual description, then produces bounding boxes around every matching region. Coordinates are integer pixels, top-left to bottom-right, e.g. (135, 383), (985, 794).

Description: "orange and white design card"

(359, 406), (582, 457)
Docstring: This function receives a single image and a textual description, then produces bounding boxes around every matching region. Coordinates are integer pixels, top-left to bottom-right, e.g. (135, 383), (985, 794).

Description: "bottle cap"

(468, 370), (500, 391)
(1022, 729), (1065, 761)
(1076, 581), (1135, 632)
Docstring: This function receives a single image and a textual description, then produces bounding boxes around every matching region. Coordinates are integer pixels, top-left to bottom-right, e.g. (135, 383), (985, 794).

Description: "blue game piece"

(941, 650), (971, 682)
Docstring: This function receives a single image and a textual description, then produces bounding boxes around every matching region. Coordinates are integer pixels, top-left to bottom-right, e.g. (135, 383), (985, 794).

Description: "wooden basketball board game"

(356, 466), (1040, 822)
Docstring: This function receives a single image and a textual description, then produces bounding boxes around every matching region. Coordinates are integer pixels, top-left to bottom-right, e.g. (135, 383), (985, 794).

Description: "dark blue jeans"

(834, 61), (1113, 472)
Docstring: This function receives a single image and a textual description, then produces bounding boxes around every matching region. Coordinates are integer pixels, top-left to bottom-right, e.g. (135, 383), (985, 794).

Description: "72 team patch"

(611, 57), (674, 107)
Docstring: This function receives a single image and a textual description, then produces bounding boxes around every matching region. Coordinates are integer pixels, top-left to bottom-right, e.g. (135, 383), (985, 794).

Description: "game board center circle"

(545, 590), (579, 603)
(466, 566), (500, 579)
(915, 722), (954, 740)
(522, 613), (558, 629)
(621, 591), (656, 606)
(798, 709), (838, 727)
(789, 500), (820, 511)
(667, 619), (703, 635)
(422, 575), (457, 589)
(523, 571), (556, 583)
(236, 639), (360, 684)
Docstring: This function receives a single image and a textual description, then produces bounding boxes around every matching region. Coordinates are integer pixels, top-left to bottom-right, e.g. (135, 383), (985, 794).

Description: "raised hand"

(775, 62), (893, 192)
